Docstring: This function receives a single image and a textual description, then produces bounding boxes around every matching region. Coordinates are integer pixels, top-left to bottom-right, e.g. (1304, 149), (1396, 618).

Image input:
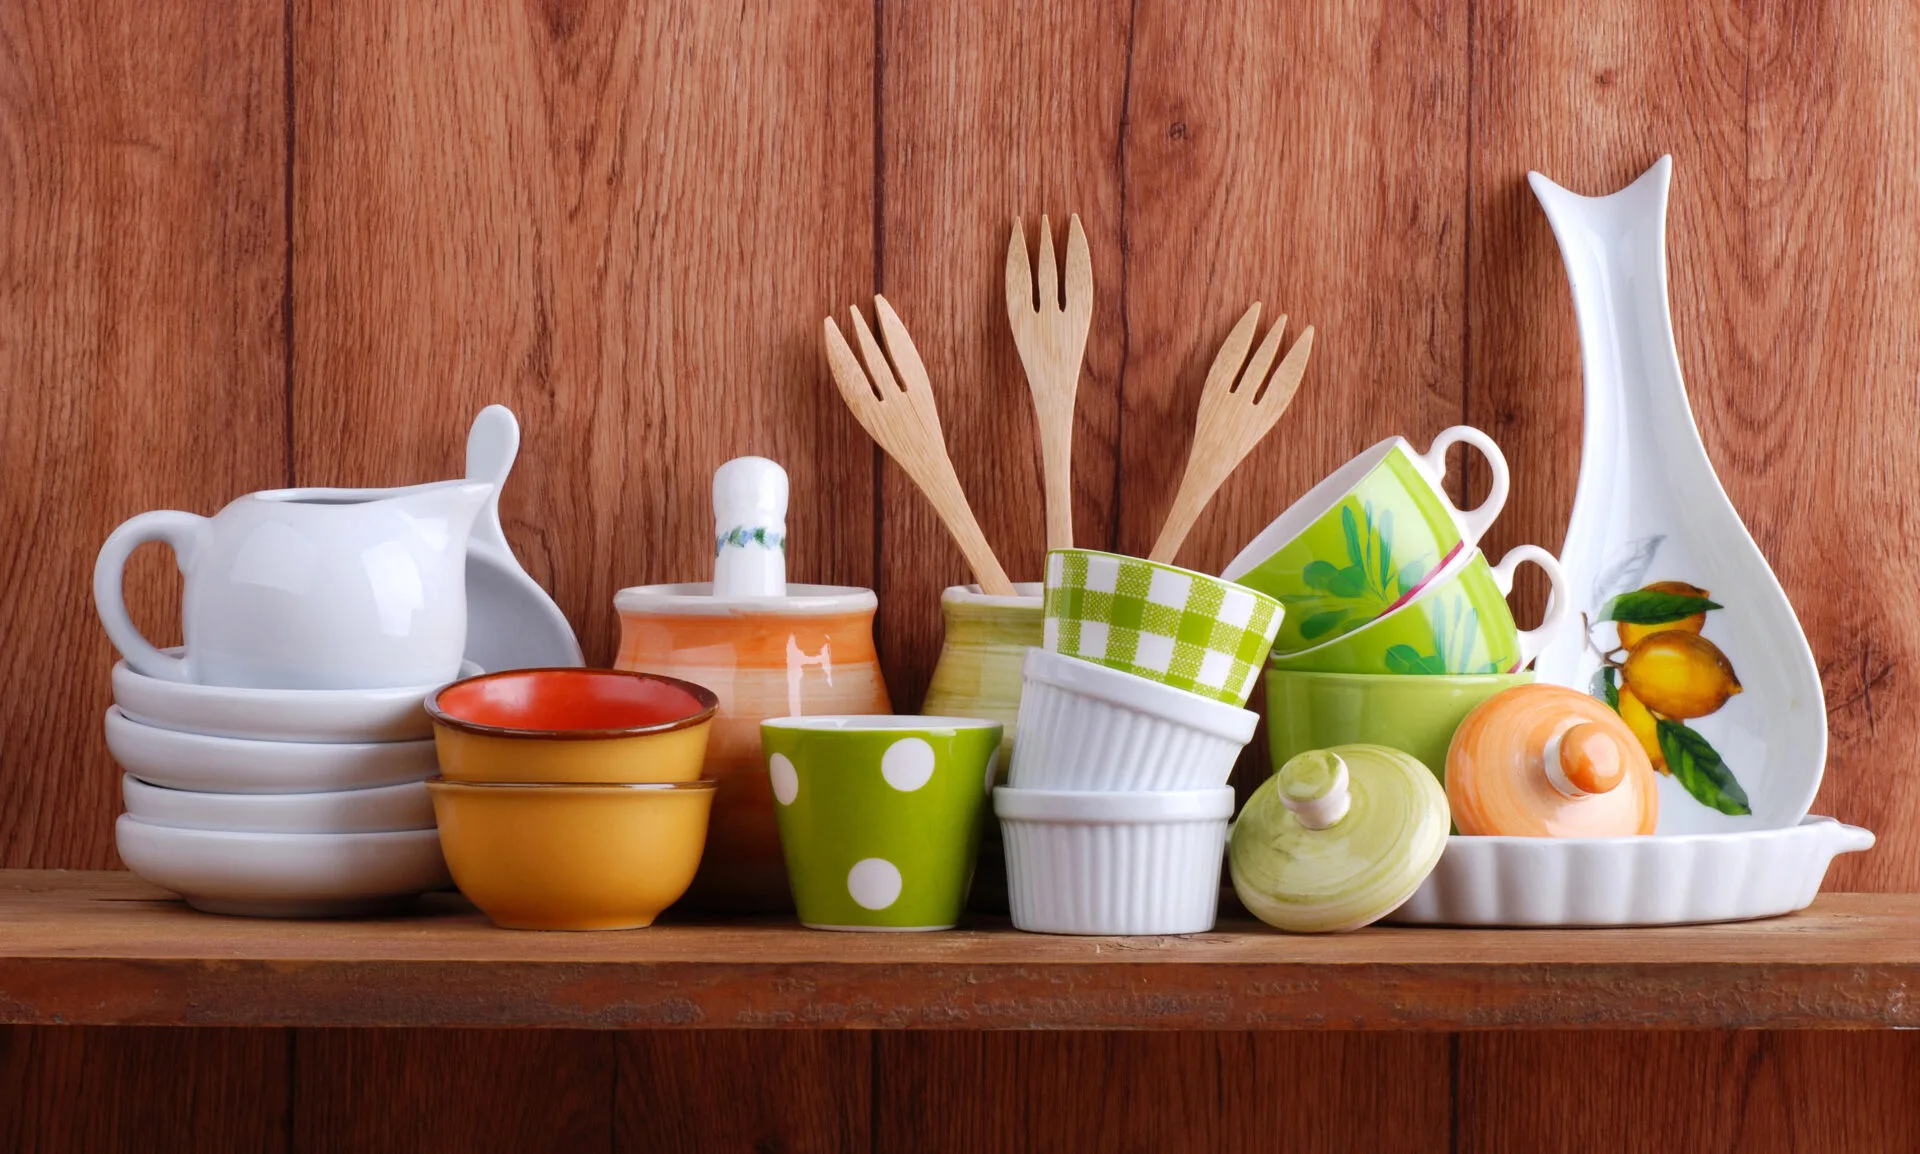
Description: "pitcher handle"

(1488, 544), (1570, 670)
(93, 511), (208, 684)
(1417, 425), (1509, 544)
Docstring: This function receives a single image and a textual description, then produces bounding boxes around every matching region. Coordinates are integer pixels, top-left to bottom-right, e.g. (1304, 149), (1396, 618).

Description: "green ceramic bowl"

(1265, 668), (1535, 782)
(1222, 427), (1508, 654)
(1267, 546), (1567, 676)
(1043, 549), (1282, 707)
(761, 715), (1002, 931)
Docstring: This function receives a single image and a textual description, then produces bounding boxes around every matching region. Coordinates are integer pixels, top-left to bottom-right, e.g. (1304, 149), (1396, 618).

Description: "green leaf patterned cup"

(1222, 426), (1509, 654)
(761, 716), (1002, 931)
(1043, 549), (1283, 707)
(1267, 546), (1568, 676)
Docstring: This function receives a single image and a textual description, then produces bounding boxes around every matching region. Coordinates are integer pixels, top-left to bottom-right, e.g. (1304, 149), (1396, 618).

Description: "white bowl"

(1387, 817), (1875, 927)
(1008, 648), (1257, 791)
(121, 774), (435, 834)
(105, 706), (440, 794)
(115, 816), (450, 918)
(110, 657), (479, 744)
(994, 786), (1233, 935)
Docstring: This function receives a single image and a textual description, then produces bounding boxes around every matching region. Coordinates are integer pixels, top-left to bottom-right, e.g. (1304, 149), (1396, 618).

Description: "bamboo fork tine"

(1148, 303), (1316, 566)
(1034, 214), (1058, 308)
(1006, 213), (1094, 553)
(821, 299), (1016, 595)
(1236, 313), (1287, 395)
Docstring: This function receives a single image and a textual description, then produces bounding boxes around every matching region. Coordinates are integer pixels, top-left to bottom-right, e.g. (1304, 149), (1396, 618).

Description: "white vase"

(1528, 156), (1825, 834)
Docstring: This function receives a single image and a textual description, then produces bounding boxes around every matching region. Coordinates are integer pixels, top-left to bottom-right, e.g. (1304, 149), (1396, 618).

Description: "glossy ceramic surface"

(1043, 549), (1282, 707)
(1009, 648), (1256, 791)
(111, 656), (478, 745)
(712, 456), (789, 597)
(995, 787), (1233, 936)
(121, 773), (435, 833)
(1223, 426), (1509, 654)
(1528, 158), (1825, 835)
(114, 816), (450, 918)
(458, 405), (584, 672)
(922, 582), (1043, 772)
(94, 479), (491, 690)
(1229, 745), (1450, 933)
(428, 779), (715, 930)
(615, 583), (890, 912)
(761, 716), (1000, 931)
(426, 668), (717, 784)
(1446, 684), (1658, 837)
(1266, 668), (1535, 780)
(1268, 546), (1567, 676)
(104, 705), (440, 793)
(1390, 817), (1875, 926)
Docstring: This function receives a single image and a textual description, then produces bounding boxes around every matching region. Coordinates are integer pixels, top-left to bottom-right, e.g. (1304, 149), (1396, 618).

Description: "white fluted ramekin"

(995, 786), (1233, 935)
(1008, 649), (1257, 792)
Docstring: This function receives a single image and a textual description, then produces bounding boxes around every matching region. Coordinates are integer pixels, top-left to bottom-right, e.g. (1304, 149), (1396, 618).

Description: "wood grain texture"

(6, 875), (1918, 1031)
(290, 1029), (611, 1153)
(874, 1032), (1448, 1153)
(293, 0), (877, 671)
(1469, 0), (1920, 890)
(0, 1026), (289, 1154)
(875, 0), (1130, 707)
(617, 1032), (871, 1153)
(0, 0), (287, 868)
(1458, 1031), (1920, 1153)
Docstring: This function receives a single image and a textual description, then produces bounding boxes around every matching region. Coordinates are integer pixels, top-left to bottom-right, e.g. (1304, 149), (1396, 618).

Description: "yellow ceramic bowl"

(428, 778), (716, 930)
(426, 668), (717, 783)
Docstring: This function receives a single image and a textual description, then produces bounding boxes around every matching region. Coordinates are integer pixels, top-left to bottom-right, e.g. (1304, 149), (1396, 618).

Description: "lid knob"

(712, 457), (788, 597)
(1543, 721), (1627, 798)
(1277, 750), (1351, 831)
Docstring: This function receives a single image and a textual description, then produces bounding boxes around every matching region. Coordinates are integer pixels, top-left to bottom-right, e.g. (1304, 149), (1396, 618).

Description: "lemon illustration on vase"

(1590, 581), (1750, 815)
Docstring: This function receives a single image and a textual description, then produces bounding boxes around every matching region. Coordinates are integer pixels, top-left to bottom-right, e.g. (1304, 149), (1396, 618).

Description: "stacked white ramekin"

(996, 650), (1262, 935)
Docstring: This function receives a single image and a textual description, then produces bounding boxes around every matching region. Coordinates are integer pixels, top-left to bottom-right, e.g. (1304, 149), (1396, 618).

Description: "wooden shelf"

(3, 871), (1916, 1032)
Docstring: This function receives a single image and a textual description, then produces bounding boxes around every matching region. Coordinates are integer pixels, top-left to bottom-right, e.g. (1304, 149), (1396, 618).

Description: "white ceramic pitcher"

(95, 479), (492, 690)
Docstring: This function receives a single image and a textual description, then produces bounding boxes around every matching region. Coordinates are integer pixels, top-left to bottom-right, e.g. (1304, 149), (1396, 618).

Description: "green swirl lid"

(1228, 744), (1449, 933)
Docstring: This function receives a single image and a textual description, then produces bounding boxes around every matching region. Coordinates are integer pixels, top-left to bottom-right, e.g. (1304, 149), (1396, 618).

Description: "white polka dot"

(769, 753), (798, 805)
(881, 737), (935, 791)
(847, 858), (902, 910)
(984, 746), (1001, 794)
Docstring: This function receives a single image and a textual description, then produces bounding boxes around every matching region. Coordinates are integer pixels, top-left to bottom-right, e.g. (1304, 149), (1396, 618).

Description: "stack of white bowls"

(994, 549), (1282, 935)
(91, 478), (497, 917)
(105, 661), (458, 917)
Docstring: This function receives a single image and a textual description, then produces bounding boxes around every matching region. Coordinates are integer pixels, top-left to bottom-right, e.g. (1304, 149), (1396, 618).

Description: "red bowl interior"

(432, 669), (712, 735)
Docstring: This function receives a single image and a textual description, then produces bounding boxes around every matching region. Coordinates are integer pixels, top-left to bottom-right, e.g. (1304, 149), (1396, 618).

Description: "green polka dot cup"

(1043, 549), (1283, 707)
(1222, 427), (1509, 655)
(761, 716), (1002, 931)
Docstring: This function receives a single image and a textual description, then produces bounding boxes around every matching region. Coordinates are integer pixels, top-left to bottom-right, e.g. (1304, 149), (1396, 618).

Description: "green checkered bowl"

(1042, 549), (1283, 707)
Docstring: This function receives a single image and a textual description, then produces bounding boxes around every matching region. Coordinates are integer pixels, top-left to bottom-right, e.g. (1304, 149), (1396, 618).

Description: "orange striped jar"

(614, 583), (890, 912)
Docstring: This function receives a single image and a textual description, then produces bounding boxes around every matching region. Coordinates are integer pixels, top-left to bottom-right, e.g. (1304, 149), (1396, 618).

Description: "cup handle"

(1417, 426), (1509, 544)
(92, 511), (209, 683)
(1489, 544), (1570, 670)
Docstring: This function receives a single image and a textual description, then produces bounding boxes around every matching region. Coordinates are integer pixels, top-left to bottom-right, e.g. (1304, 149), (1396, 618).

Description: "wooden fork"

(822, 296), (1016, 595)
(1147, 303), (1315, 565)
(1006, 214), (1093, 552)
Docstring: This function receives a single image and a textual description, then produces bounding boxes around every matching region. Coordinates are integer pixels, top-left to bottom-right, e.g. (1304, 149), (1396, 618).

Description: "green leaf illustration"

(1395, 560), (1427, 595)
(1302, 560), (1340, 591)
(1591, 666), (1619, 709)
(1299, 609), (1350, 640)
(1341, 504), (1363, 567)
(1384, 644), (1428, 675)
(1327, 565), (1369, 598)
(1376, 512), (1395, 591)
(1656, 719), (1751, 816)
(1601, 589), (1723, 625)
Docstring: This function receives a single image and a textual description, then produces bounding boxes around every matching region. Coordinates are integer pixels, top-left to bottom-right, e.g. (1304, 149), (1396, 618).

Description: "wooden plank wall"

(3, 0), (1918, 1150)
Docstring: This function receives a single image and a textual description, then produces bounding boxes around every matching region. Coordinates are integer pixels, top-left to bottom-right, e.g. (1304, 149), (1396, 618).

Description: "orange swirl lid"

(1445, 684), (1658, 837)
